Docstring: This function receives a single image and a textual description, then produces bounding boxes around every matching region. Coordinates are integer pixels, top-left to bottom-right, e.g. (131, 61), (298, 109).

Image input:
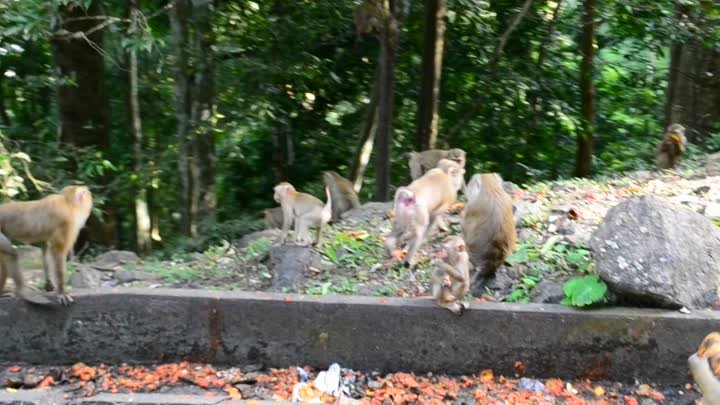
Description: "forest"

(0, 0), (718, 255)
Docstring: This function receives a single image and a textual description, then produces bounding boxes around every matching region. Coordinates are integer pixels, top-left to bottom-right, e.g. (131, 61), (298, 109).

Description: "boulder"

(267, 244), (322, 292)
(590, 196), (720, 309)
(238, 229), (282, 249)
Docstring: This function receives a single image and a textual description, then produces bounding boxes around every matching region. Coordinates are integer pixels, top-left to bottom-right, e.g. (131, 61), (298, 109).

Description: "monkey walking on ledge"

(0, 185), (93, 306)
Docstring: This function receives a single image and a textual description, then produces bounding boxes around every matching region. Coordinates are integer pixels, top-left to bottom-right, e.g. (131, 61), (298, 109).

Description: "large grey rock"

(238, 229), (282, 249)
(90, 251), (140, 270)
(590, 196), (720, 309)
(70, 265), (106, 289)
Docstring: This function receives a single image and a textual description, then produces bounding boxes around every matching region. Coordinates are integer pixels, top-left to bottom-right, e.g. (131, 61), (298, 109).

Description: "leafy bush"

(561, 275), (608, 307)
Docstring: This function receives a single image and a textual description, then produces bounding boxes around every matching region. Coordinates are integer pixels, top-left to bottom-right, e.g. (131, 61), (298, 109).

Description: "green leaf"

(562, 275), (608, 307)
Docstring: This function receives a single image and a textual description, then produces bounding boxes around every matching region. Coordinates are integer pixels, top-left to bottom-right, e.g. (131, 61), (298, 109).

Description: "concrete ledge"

(0, 390), (285, 405)
(0, 288), (719, 384)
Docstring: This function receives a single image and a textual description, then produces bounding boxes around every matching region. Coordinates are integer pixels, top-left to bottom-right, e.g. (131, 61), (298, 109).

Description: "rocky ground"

(0, 363), (697, 405)
(14, 157), (720, 309)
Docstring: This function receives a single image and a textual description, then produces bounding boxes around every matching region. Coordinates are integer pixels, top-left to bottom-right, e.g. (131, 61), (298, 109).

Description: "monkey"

(273, 182), (332, 246)
(0, 185), (93, 305)
(431, 235), (470, 315)
(655, 123), (687, 170)
(408, 148), (466, 180)
(462, 173), (516, 296)
(690, 332), (720, 405)
(264, 207), (284, 230)
(322, 171), (361, 222)
(436, 158), (466, 193)
(385, 167), (462, 267)
(353, 0), (383, 38)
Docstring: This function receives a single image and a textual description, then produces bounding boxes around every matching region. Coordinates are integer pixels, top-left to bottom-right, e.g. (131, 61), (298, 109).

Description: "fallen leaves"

(0, 363), (676, 405)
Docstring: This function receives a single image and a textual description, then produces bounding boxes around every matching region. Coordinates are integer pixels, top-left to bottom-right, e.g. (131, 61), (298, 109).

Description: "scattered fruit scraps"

(0, 364), (688, 405)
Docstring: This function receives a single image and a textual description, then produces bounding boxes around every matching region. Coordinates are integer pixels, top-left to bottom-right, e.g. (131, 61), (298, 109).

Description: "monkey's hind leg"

(41, 244), (56, 292)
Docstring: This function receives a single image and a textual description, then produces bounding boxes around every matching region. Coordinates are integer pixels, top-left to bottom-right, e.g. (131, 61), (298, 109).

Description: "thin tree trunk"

(170, 0), (193, 236)
(0, 77), (9, 127)
(374, 0), (397, 201)
(575, 0), (596, 178)
(349, 68), (380, 192)
(127, 0), (152, 255)
(416, 0), (447, 151)
(189, 0), (217, 231)
(52, 1), (116, 246)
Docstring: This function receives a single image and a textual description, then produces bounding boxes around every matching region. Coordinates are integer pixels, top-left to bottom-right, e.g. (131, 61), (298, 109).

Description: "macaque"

(322, 171), (361, 222)
(408, 148), (466, 180)
(436, 158), (466, 193)
(655, 123), (687, 170)
(273, 182), (332, 246)
(431, 235), (470, 315)
(690, 332), (720, 405)
(385, 167), (461, 267)
(462, 173), (516, 295)
(264, 207), (284, 230)
(353, 0), (383, 37)
(0, 185), (93, 305)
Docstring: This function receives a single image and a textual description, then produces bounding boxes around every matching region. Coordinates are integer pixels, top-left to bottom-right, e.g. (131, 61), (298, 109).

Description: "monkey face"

(273, 183), (292, 203)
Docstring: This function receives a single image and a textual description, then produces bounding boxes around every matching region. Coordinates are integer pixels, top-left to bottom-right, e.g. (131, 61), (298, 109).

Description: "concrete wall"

(1, 288), (719, 383)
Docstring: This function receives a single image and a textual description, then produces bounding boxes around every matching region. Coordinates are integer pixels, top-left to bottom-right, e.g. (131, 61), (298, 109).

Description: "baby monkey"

(431, 235), (470, 315)
(689, 332), (720, 405)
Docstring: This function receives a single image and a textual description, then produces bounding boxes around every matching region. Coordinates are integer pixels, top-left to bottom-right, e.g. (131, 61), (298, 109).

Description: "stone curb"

(1, 288), (719, 383)
(0, 390), (288, 405)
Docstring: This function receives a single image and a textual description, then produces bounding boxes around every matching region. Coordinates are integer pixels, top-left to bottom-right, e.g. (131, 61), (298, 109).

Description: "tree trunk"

(189, 0), (217, 231)
(416, 0), (447, 151)
(664, 4), (720, 142)
(127, 0), (152, 255)
(575, 0), (596, 178)
(374, 0), (398, 202)
(52, 1), (116, 246)
(169, 0), (193, 236)
(349, 69), (380, 192)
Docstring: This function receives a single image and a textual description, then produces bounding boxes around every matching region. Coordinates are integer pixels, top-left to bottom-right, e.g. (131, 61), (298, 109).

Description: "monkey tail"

(408, 152), (422, 180)
(322, 186), (332, 224)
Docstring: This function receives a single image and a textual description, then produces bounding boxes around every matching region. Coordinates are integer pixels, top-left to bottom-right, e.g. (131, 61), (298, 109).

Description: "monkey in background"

(264, 207), (284, 230)
(431, 235), (470, 315)
(655, 123), (687, 170)
(690, 332), (720, 405)
(273, 182), (332, 246)
(322, 171), (360, 222)
(385, 167), (462, 268)
(462, 173), (516, 295)
(408, 148), (466, 180)
(0, 185), (93, 305)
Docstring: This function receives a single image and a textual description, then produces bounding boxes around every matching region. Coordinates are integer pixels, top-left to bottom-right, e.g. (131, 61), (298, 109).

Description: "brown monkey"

(431, 235), (470, 315)
(655, 123), (687, 170)
(385, 168), (461, 267)
(322, 171), (360, 222)
(690, 332), (720, 405)
(264, 207), (284, 230)
(273, 182), (332, 246)
(462, 173), (516, 295)
(408, 148), (466, 180)
(353, 0), (383, 37)
(0, 185), (93, 305)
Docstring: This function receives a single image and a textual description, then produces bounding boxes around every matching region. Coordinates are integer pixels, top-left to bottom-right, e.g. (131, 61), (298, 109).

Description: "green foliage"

(321, 230), (383, 269)
(561, 275), (608, 307)
(245, 237), (272, 259)
(506, 274), (540, 304)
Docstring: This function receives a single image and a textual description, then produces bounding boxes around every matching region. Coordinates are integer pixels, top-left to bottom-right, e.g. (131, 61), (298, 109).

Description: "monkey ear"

(457, 244), (465, 252)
